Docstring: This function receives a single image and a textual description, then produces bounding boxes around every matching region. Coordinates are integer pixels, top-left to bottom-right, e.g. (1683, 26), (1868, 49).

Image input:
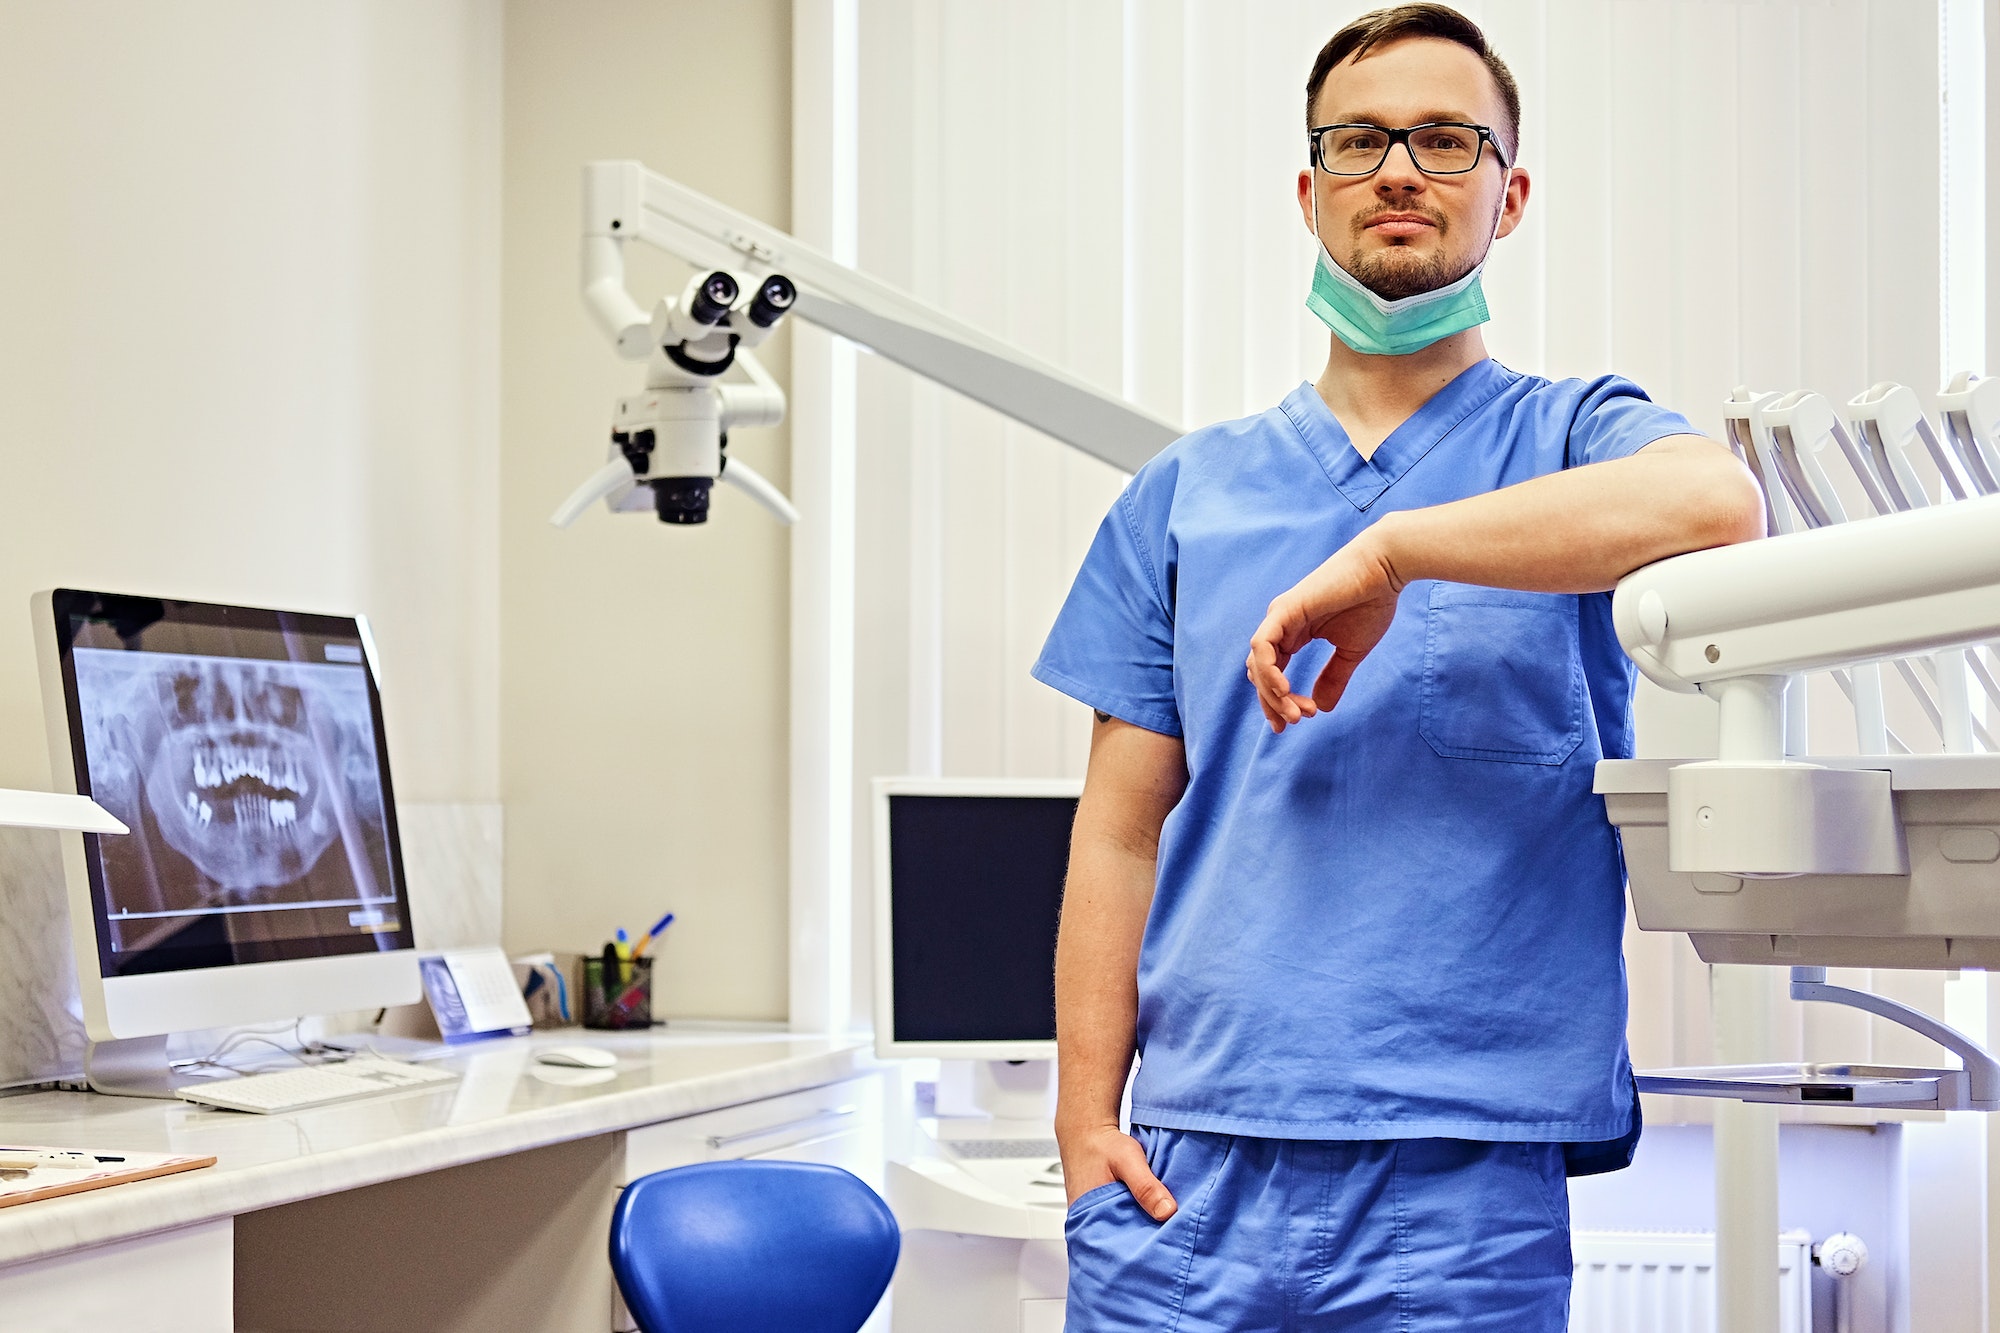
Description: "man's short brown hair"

(1305, 4), (1521, 161)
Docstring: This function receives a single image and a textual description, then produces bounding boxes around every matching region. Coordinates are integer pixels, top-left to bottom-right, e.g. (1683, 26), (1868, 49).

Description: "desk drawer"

(623, 1073), (883, 1182)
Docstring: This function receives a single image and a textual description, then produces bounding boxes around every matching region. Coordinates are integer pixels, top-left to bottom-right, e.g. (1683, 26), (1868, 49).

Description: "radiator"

(1570, 1230), (1815, 1333)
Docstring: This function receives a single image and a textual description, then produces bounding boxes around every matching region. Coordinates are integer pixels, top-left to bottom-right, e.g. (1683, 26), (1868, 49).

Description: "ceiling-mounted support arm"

(581, 235), (652, 360)
(580, 160), (1180, 476)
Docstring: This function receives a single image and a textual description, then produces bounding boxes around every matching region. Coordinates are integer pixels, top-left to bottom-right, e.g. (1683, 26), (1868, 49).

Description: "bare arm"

(1246, 435), (1765, 731)
(1054, 713), (1188, 1216)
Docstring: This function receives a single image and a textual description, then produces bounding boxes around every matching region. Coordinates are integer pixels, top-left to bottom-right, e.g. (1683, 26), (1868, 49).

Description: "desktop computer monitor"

(870, 776), (1080, 1063)
(34, 590), (421, 1063)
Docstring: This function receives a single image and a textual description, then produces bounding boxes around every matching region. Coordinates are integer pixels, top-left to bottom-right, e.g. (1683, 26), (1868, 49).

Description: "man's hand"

(1246, 531), (1404, 733)
(1057, 1120), (1176, 1219)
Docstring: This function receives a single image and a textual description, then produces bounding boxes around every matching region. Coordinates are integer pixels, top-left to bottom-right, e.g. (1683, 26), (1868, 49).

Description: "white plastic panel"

(622, 1072), (883, 1185)
(0, 1220), (233, 1333)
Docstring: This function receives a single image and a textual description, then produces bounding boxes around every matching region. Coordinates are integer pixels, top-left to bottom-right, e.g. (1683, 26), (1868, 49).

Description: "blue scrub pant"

(1063, 1127), (1571, 1332)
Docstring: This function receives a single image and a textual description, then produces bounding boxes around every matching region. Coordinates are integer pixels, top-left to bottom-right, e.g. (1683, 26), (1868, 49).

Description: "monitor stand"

(886, 1058), (1066, 1283)
(85, 1035), (197, 1099)
(934, 1058), (1054, 1121)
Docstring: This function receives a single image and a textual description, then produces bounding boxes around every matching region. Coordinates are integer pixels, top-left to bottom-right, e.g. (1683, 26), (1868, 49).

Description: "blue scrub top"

(1033, 359), (1694, 1145)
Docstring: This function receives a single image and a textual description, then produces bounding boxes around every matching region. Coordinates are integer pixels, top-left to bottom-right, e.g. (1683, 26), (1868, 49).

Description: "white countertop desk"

(0, 1029), (874, 1333)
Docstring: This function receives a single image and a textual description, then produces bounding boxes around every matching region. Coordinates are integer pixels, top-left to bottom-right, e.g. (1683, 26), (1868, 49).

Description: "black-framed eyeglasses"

(1308, 121), (1509, 177)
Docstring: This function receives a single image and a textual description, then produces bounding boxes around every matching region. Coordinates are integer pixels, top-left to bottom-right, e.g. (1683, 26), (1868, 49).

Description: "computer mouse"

(535, 1044), (617, 1069)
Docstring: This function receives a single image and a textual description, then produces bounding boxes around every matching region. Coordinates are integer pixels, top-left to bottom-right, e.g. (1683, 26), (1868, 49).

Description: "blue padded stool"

(610, 1159), (901, 1333)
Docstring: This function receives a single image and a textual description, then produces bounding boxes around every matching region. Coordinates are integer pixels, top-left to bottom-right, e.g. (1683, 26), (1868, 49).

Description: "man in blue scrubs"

(1036, 6), (1764, 1329)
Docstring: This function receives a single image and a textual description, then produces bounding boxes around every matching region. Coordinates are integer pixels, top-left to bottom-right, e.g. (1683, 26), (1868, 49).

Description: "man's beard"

(1343, 201), (1478, 300)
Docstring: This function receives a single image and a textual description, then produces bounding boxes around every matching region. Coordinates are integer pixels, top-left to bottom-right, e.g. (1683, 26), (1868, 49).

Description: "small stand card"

(419, 947), (534, 1043)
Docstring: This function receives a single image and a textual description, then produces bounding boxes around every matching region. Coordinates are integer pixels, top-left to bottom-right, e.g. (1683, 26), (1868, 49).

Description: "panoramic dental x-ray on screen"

(63, 610), (402, 971)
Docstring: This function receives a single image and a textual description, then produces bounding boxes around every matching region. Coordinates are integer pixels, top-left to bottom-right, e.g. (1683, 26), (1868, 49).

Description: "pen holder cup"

(582, 956), (654, 1030)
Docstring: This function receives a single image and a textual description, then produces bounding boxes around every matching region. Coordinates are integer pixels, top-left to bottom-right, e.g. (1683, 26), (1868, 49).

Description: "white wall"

(499, 0), (795, 1021)
(0, 0), (502, 1084)
(0, 0), (799, 1064)
(821, 0), (1989, 1066)
(803, 2), (1996, 1325)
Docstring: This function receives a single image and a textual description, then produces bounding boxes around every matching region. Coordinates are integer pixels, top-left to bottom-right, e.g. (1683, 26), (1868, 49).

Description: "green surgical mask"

(1307, 241), (1489, 356)
(1305, 191), (1500, 357)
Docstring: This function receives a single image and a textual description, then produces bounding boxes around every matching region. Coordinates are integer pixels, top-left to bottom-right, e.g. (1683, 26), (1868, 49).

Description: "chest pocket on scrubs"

(1419, 582), (1584, 765)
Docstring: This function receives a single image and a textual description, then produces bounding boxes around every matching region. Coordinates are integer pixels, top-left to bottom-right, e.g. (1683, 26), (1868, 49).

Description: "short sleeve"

(1031, 488), (1182, 738)
(1565, 376), (1697, 470)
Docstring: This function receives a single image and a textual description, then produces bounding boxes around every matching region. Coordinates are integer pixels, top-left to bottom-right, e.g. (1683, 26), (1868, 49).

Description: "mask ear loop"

(1485, 162), (1512, 246)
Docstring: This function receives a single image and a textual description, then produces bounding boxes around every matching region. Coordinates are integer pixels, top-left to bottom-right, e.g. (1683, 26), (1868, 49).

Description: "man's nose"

(1373, 140), (1426, 192)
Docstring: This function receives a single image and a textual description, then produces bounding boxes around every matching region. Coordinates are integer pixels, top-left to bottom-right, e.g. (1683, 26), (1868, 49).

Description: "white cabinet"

(621, 1070), (886, 1187)
(891, 1233), (1067, 1333)
(0, 1221), (233, 1333)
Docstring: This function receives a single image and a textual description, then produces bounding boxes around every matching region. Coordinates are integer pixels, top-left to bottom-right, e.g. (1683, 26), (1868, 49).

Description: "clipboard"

(0, 1149), (216, 1209)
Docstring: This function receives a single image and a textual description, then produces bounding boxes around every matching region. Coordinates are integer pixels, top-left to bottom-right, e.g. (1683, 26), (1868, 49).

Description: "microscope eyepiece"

(747, 274), (797, 328)
(687, 271), (740, 326)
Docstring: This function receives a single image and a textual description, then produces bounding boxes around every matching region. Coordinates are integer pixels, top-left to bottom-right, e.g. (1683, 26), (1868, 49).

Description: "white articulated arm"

(1614, 493), (2000, 696)
(581, 159), (1180, 476)
(1791, 968), (2000, 1110)
(718, 340), (786, 431)
(581, 236), (652, 360)
(1611, 491), (2000, 877)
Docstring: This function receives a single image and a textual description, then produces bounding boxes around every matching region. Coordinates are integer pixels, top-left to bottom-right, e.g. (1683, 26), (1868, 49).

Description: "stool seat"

(610, 1159), (900, 1333)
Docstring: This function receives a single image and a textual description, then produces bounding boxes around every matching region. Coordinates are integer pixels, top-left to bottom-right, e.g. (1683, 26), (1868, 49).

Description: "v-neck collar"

(1278, 359), (1516, 511)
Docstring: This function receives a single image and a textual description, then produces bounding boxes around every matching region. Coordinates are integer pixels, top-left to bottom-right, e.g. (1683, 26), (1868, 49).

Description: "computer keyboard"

(175, 1058), (458, 1114)
(942, 1137), (1062, 1160)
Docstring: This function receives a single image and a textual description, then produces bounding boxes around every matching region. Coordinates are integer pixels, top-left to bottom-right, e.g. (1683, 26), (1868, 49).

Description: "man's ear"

(1296, 168), (1317, 235)
(1494, 166), (1531, 241)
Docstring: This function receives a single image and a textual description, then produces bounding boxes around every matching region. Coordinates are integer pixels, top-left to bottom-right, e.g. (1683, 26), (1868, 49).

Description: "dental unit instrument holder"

(1603, 380), (2000, 1112)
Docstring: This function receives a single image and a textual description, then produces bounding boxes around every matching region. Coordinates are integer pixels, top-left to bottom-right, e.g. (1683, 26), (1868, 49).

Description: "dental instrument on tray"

(1848, 382), (1992, 753)
(1937, 372), (2000, 495)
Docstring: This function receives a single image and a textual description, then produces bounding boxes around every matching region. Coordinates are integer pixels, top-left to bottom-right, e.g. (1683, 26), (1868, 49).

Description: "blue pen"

(630, 912), (676, 960)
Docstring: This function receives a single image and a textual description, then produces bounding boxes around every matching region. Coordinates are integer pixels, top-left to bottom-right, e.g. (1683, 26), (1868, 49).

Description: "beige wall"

(0, 0), (795, 1033)
(0, 0), (502, 802)
(500, 1), (794, 1020)
(0, 0), (503, 1082)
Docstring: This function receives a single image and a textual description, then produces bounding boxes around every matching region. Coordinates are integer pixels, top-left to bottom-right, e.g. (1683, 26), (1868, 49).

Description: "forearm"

(1045, 718), (1186, 1212)
(1370, 435), (1765, 594)
(1055, 717), (1186, 1134)
(1053, 838), (1152, 1133)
